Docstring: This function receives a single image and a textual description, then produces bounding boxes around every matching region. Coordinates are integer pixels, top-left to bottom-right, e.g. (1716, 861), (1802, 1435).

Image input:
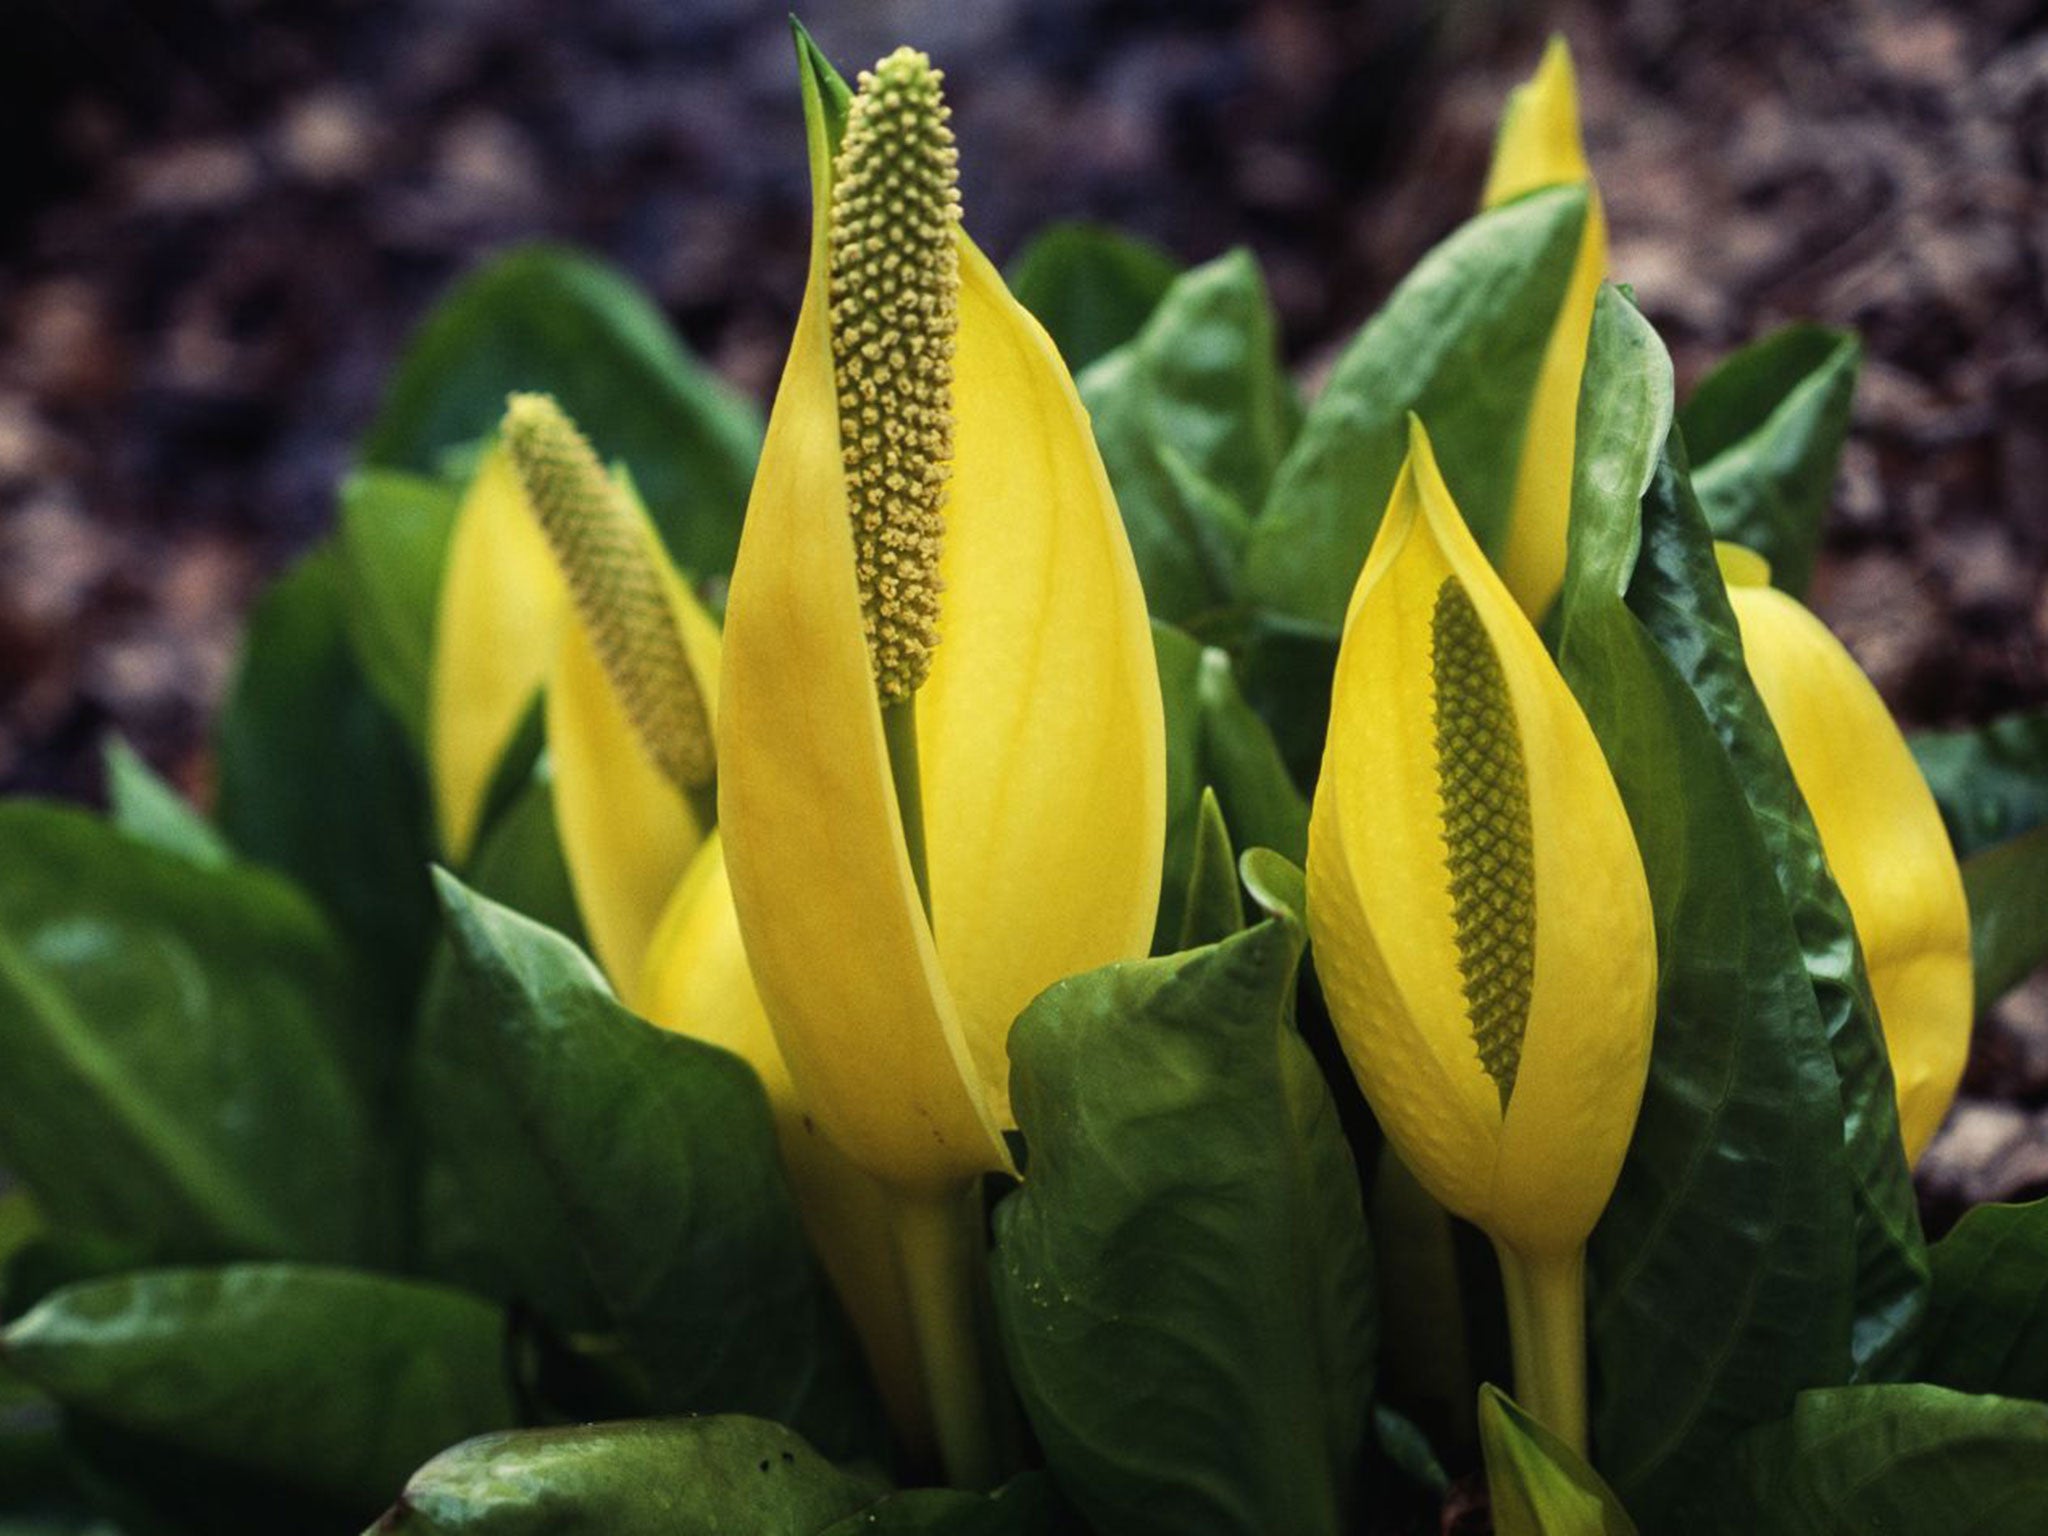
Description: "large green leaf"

(1152, 623), (1310, 951)
(1918, 1199), (2048, 1400)
(818, 1476), (1078, 1536)
(361, 244), (762, 578)
(0, 803), (383, 1267)
(100, 737), (227, 870)
(1242, 185), (1589, 628)
(1676, 1385), (2048, 1534)
(1912, 708), (2048, 858)
(1678, 325), (1860, 599)
(1478, 1386), (1638, 1536)
(992, 900), (1374, 1536)
(336, 467), (463, 747)
(4, 1265), (513, 1521)
(1963, 821), (2048, 1007)
(1626, 437), (1925, 1381)
(1006, 221), (1181, 373)
(419, 875), (881, 1463)
(376, 1418), (884, 1536)
(1557, 288), (1855, 1518)
(1081, 250), (1298, 623)
(215, 545), (439, 1033)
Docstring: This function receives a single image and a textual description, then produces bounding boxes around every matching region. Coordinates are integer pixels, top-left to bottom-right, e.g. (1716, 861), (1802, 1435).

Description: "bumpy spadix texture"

(828, 49), (960, 703)
(1307, 418), (1653, 1259)
(1721, 552), (1973, 1165)
(502, 393), (714, 792)
(1431, 579), (1537, 1108)
(718, 44), (1164, 1193)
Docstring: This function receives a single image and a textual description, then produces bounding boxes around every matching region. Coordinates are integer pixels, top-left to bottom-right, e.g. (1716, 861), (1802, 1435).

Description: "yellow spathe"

(427, 445), (566, 862)
(1481, 36), (1607, 624)
(1307, 417), (1655, 1261)
(717, 53), (1165, 1194)
(1723, 563), (1974, 1164)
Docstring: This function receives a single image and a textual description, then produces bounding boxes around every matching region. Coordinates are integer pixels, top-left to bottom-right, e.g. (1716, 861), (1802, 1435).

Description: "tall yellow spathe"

(1721, 553), (1973, 1165)
(1481, 37), (1607, 623)
(1308, 417), (1654, 1453)
(717, 50), (1165, 1199)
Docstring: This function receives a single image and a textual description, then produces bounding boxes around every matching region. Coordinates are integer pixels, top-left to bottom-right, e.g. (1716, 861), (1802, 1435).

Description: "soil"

(2, 0), (2045, 1211)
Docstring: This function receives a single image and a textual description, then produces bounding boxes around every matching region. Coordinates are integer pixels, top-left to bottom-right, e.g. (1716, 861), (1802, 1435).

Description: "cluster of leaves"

(4, 95), (2048, 1536)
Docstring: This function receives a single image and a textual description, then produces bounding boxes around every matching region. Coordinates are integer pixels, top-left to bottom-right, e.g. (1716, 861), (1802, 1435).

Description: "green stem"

(1495, 1241), (1588, 1458)
(890, 1180), (998, 1489)
(881, 699), (931, 921)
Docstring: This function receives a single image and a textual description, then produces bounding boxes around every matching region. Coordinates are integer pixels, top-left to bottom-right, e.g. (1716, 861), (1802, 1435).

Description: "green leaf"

(1676, 1385), (2048, 1534)
(361, 243), (763, 578)
(336, 467), (464, 747)
(216, 545), (439, 1032)
(1007, 221), (1181, 373)
(1176, 789), (1245, 951)
(820, 1475), (1079, 1536)
(420, 874), (882, 1463)
(1557, 287), (1855, 1517)
(3, 1265), (513, 1521)
(1234, 612), (1339, 791)
(0, 803), (384, 1267)
(1242, 185), (1590, 629)
(1964, 822), (2048, 1007)
(992, 910), (1374, 1536)
(100, 737), (228, 870)
(1919, 1199), (2048, 1400)
(376, 1417), (885, 1536)
(1479, 1386), (1638, 1536)
(1678, 325), (1860, 599)
(1623, 426), (1925, 1380)
(1912, 708), (2048, 858)
(1080, 250), (1298, 622)
(1153, 623), (1309, 951)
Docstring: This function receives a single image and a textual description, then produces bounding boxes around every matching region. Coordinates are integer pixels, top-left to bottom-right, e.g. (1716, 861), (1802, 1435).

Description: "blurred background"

(2, 0), (2045, 1198)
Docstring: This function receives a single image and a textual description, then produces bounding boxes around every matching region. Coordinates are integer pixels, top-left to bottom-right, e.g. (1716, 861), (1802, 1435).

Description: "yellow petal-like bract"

(1724, 563), (1973, 1164)
(428, 445), (567, 862)
(1307, 417), (1655, 1260)
(718, 49), (1164, 1193)
(1481, 36), (1607, 624)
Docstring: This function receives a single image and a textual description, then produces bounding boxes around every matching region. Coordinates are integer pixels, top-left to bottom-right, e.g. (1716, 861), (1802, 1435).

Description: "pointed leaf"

(1176, 789), (1246, 950)
(101, 736), (227, 870)
(1007, 221), (1181, 373)
(993, 915), (1374, 1536)
(1479, 1385), (1638, 1536)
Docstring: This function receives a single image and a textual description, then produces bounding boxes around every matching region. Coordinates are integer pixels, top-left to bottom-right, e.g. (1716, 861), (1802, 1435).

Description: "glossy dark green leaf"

(361, 244), (762, 578)
(1919, 1198), (2048, 1400)
(421, 875), (881, 1462)
(376, 1418), (885, 1536)
(216, 545), (439, 1031)
(1242, 185), (1589, 629)
(4, 1265), (513, 1520)
(1557, 288), (1855, 1517)
(1478, 1386), (1638, 1536)
(1006, 221), (1181, 373)
(1912, 708), (2048, 858)
(1081, 250), (1298, 622)
(1176, 789), (1245, 951)
(336, 467), (463, 747)
(992, 907), (1373, 1536)
(1675, 1385), (2048, 1534)
(1963, 822), (2048, 1007)
(1634, 432), (1926, 1380)
(819, 1475), (1078, 1536)
(1678, 325), (1860, 599)
(100, 737), (227, 870)
(0, 803), (383, 1267)
(1153, 624), (1309, 951)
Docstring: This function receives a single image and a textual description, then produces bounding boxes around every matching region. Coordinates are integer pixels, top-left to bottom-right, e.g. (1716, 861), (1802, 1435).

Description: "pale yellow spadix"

(1481, 36), (1607, 623)
(1308, 417), (1654, 1452)
(718, 47), (1164, 1197)
(428, 445), (567, 862)
(1721, 552), (1973, 1165)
